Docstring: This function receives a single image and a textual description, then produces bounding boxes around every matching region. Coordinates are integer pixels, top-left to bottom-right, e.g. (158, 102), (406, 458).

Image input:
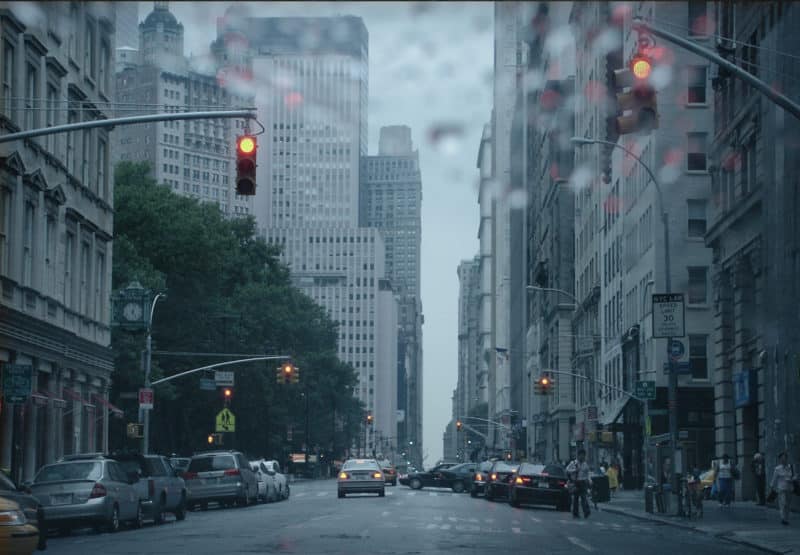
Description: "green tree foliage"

(110, 162), (363, 463)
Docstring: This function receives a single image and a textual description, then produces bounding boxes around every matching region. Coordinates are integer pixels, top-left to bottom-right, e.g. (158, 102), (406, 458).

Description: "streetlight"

(143, 292), (167, 455)
(571, 136), (679, 512)
(640, 279), (655, 485)
(525, 285), (578, 306)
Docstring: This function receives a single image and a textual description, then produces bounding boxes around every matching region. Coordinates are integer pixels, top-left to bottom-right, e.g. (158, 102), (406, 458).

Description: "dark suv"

(108, 452), (187, 523)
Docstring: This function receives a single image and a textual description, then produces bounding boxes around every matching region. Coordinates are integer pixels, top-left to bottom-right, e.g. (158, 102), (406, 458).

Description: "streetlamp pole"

(641, 279), (655, 485)
(143, 292), (166, 455)
(571, 137), (679, 513)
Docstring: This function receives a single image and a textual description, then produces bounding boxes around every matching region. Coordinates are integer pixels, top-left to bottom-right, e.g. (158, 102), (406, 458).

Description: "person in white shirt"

(717, 454), (733, 507)
(770, 452), (796, 525)
(566, 449), (591, 518)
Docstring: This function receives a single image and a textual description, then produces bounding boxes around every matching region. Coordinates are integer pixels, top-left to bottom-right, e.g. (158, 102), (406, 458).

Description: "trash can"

(591, 475), (610, 503)
(644, 485), (654, 513)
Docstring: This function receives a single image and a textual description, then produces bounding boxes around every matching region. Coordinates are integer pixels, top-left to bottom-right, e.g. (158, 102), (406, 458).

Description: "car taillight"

(224, 468), (240, 477)
(373, 472), (383, 479)
(89, 482), (107, 499)
(475, 473), (483, 481)
(558, 480), (567, 488)
(490, 473), (497, 481)
(183, 472), (198, 480)
(148, 479), (155, 498)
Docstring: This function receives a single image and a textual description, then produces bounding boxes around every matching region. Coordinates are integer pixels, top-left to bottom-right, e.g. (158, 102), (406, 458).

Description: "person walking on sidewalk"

(606, 463), (619, 498)
(567, 449), (591, 518)
(752, 452), (766, 505)
(770, 452), (796, 525)
(717, 454), (734, 508)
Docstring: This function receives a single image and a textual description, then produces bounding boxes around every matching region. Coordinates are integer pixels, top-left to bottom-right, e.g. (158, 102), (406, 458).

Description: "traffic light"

(207, 433), (223, 445)
(275, 366), (286, 385)
(290, 366), (300, 385)
(613, 55), (658, 135)
(366, 413), (374, 425)
(456, 420), (463, 432)
(236, 135), (257, 195)
(207, 434), (214, 445)
(222, 387), (233, 404)
(534, 373), (554, 395)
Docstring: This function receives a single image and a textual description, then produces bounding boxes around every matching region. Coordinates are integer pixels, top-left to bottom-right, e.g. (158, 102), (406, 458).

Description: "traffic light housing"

(613, 55), (658, 135)
(366, 413), (374, 425)
(456, 420), (463, 431)
(236, 135), (257, 195)
(222, 387), (233, 404)
(207, 434), (214, 445)
(290, 366), (300, 384)
(534, 373), (554, 395)
(276, 366), (286, 385)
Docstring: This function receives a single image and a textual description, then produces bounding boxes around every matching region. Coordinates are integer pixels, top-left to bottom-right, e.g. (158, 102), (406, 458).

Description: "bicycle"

(683, 474), (703, 519)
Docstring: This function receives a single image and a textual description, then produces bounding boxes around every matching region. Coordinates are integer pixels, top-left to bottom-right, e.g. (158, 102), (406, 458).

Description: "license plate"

(538, 481), (549, 488)
(51, 494), (72, 505)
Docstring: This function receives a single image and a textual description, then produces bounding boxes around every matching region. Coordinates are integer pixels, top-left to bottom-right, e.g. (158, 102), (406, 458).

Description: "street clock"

(111, 281), (150, 330)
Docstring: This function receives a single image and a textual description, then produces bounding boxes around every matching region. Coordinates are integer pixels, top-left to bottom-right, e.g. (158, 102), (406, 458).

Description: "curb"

(599, 504), (785, 554)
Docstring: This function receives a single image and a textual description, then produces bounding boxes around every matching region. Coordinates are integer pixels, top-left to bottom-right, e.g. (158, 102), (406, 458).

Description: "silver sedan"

(337, 459), (385, 498)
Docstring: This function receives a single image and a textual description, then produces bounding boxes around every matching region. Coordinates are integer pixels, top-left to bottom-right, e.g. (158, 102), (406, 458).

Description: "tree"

(110, 162), (363, 457)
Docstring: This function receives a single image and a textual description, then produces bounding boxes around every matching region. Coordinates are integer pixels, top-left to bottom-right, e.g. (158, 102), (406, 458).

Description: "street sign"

(1, 364), (33, 404)
(663, 362), (692, 374)
(669, 340), (685, 361)
(635, 380), (656, 400)
(215, 408), (236, 432)
(199, 378), (216, 391)
(139, 388), (154, 410)
(214, 370), (234, 387)
(127, 423), (144, 438)
(652, 293), (685, 338)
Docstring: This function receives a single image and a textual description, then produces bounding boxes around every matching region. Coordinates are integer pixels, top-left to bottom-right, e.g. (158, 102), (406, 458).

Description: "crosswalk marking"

(448, 516), (457, 522)
(381, 511), (390, 517)
(529, 516), (541, 523)
(316, 492), (327, 497)
(428, 492), (438, 497)
(433, 516), (443, 521)
(425, 523), (438, 530)
(512, 527), (521, 534)
(567, 536), (594, 552)
(440, 524), (451, 530)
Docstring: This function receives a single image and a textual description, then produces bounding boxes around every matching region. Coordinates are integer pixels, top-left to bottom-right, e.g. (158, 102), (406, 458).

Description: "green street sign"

(1, 364), (33, 404)
(635, 380), (656, 400)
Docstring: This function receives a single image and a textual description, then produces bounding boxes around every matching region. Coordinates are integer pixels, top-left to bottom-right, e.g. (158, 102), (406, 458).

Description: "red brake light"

(89, 482), (107, 499)
(224, 468), (240, 477)
(183, 471), (197, 480)
(558, 480), (567, 488)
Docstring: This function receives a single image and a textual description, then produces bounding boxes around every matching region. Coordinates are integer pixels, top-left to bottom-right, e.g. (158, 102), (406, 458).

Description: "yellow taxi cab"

(0, 496), (39, 555)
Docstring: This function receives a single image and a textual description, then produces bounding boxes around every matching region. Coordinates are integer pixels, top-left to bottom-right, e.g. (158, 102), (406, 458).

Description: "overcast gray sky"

(137, 1), (494, 465)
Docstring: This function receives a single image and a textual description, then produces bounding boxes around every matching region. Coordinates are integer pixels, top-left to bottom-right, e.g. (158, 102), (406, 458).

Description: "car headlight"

(0, 510), (27, 526)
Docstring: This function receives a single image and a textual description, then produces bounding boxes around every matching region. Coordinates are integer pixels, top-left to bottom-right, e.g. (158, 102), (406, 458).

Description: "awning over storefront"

(62, 387), (84, 403)
(92, 394), (124, 418)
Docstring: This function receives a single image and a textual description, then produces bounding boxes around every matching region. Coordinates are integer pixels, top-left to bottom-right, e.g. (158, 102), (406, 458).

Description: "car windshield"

(188, 455), (236, 472)
(342, 459), (379, 471)
(115, 459), (143, 476)
(34, 462), (103, 483)
(492, 463), (518, 473)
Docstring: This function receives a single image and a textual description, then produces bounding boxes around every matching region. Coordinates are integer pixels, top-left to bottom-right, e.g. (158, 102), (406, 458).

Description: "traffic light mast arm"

(458, 422), (489, 441)
(150, 355), (290, 386)
(0, 109), (257, 144)
(541, 369), (646, 403)
(632, 18), (800, 122)
(456, 416), (512, 431)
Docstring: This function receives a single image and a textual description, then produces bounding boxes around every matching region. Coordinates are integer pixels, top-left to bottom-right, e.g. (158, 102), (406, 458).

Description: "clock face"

(123, 302), (143, 322)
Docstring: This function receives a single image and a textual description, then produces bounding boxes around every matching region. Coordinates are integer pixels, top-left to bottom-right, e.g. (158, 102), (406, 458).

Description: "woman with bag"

(769, 452), (796, 525)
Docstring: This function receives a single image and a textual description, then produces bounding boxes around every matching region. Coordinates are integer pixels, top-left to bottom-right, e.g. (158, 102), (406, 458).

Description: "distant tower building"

(114, 1), (139, 50)
(361, 126), (424, 463)
(114, 2), (253, 218)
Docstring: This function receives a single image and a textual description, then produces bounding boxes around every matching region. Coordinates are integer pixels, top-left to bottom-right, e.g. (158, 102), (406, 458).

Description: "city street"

(46, 480), (762, 554)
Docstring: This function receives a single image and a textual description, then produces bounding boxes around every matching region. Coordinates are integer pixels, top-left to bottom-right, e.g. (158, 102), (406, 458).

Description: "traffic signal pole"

(0, 109), (257, 144)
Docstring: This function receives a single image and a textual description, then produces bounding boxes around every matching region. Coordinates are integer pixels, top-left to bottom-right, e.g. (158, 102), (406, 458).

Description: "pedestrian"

(769, 452), (796, 525)
(566, 448), (591, 518)
(606, 462), (619, 497)
(717, 454), (734, 507)
(752, 452), (766, 505)
(615, 462), (624, 491)
(660, 458), (672, 514)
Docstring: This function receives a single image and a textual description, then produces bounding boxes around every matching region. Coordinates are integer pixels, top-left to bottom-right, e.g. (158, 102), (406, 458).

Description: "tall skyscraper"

(114, 2), (253, 218)
(361, 126), (424, 464)
(213, 12), (399, 456)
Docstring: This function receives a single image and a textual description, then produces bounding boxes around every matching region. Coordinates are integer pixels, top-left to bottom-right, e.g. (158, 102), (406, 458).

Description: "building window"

(687, 199), (707, 237)
(688, 266), (708, 304)
(689, 334), (708, 379)
(46, 83), (58, 155)
(0, 188), (10, 273)
(687, 66), (706, 104)
(64, 230), (75, 308)
(22, 201), (34, 287)
(2, 40), (14, 122)
(66, 108), (78, 174)
(97, 138), (107, 198)
(84, 18), (96, 79)
(80, 241), (91, 315)
(687, 133), (707, 171)
(82, 129), (92, 185)
(688, 1), (709, 37)
(95, 251), (105, 322)
(68, 4), (79, 61)
(25, 63), (37, 131)
(99, 40), (110, 93)
(45, 214), (56, 295)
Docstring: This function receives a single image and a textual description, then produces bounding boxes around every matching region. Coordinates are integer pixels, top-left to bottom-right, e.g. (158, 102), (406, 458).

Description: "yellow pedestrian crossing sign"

(216, 408), (235, 432)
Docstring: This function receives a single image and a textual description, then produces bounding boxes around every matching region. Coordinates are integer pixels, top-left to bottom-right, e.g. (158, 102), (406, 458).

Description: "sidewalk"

(599, 489), (800, 554)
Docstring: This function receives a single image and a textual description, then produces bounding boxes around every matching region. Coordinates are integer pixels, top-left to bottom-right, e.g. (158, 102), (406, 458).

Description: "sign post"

(635, 380), (657, 400)
(215, 408), (236, 433)
(138, 387), (154, 410)
(652, 294), (685, 339)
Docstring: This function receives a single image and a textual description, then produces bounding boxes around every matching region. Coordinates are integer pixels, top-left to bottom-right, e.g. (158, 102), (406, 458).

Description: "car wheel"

(338, 491), (345, 498)
(106, 505), (120, 533)
(452, 481), (465, 494)
(133, 502), (144, 529)
(378, 489), (385, 497)
(153, 495), (165, 525)
(410, 478), (422, 490)
(175, 494), (187, 521)
(284, 484), (290, 499)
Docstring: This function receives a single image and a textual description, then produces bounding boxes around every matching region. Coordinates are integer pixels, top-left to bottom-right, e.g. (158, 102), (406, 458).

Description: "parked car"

(484, 461), (519, 501)
(379, 460), (397, 486)
(507, 463), (570, 511)
(0, 496), (39, 554)
(405, 462), (476, 492)
(470, 461), (494, 497)
(108, 452), (187, 523)
(183, 451), (258, 510)
(262, 460), (289, 500)
(29, 454), (142, 534)
(338, 459), (385, 498)
(0, 471), (46, 550)
(249, 461), (277, 503)
(169, 457), (191, 474)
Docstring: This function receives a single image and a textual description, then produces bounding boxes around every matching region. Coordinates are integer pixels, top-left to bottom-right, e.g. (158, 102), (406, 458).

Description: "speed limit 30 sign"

(652, 293), (685, 338)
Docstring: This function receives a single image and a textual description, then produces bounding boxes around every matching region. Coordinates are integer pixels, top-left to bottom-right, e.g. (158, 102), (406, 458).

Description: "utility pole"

(142, 292), (167, 455)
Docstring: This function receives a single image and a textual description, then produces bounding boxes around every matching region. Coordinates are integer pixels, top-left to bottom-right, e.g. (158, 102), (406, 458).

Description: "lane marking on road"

(440, 524), (451, 530)
(484, 518), (495, 523)
(428, 492), (438, 496)
(407, 492), (416, 496)
(426, 523), (438, 530)
(567, 536), (595, 552)
(529, 516), (541, 523)
(448, 516), (457, 522)
(295, 492), (307, 497)
(468, 517), (479, 523)
(316, 492), (328, 497)
(512, 527), (521, 534)
(433, 515), (443, 521)
(512, 519), (520, 525)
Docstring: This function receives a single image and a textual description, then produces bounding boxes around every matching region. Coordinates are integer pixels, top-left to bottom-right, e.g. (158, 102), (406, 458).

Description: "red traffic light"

(631, 57), (652, 80)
